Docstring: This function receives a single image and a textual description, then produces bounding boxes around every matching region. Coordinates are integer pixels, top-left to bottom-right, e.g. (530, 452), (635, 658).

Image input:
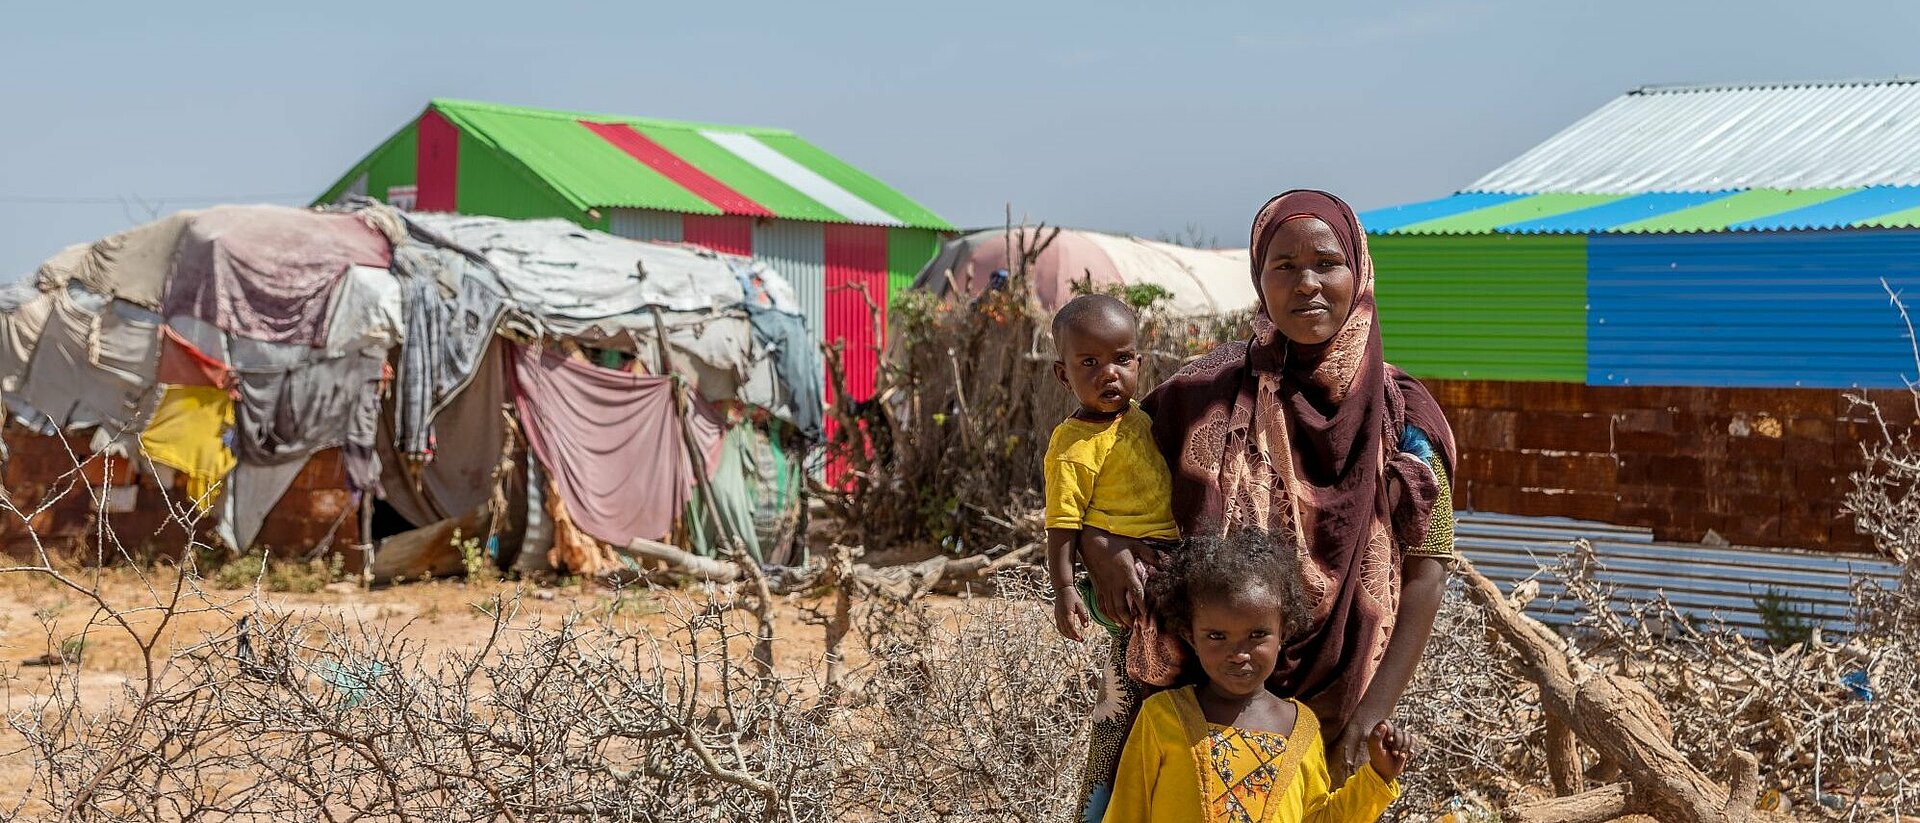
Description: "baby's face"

(1186, 589), (1284, 699)
(1052, 319), (1139, 416)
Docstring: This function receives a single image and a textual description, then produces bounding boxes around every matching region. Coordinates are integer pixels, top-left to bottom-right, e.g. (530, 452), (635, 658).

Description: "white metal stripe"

(699, 131), (904, 227)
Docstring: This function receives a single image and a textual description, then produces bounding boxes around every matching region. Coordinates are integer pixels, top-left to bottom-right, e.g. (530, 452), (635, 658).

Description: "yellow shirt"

(1103, 687), (1399, 823)
(1044, 404), (1180, 541)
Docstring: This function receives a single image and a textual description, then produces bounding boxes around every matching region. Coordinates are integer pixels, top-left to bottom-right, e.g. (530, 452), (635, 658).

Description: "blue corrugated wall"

(1588, 230), (1920, 388)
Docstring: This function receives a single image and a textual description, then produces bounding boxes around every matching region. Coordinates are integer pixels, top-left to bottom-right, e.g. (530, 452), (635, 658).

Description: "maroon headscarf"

(1141, 190), (1454, 729)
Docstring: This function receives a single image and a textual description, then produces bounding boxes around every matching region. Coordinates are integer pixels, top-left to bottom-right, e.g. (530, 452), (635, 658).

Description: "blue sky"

(4, 0), (1919, 276)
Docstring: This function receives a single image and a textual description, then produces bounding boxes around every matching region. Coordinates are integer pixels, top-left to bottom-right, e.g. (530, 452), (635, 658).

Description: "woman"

(1076, 190), (1456, 822)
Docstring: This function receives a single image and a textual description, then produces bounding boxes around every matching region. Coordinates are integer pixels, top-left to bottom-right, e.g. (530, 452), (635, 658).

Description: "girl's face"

(1185, 588), (1285, 699)
(1258, 217), (1355, 346)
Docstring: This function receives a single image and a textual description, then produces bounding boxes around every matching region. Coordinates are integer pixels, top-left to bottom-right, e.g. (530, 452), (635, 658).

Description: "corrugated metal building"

(1357, 78), (1920, 551)
(316, 99), (954, 401)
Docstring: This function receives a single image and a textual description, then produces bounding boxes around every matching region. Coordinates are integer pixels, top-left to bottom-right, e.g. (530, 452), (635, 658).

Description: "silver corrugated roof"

(1467, 78), (1920, 194)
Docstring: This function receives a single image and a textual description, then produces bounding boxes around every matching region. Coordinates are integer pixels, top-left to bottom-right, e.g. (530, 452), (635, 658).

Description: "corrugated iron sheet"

(1587, 231), (1920, 388)
(886, 228), (942, 299)
(824, 224), (889, 401)
(1362, 188), (1920, 235)
(1371, 235), (1587, 382)
(606, 208), (683, 243)
(1468, 79), (1920, 194)
(752, 219), (827, 335)
(1458, 511), (1901, 640)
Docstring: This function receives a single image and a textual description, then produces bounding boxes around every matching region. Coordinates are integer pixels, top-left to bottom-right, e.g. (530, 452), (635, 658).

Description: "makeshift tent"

(0, 202), (822, 576)
(909, 226), (1259, 317)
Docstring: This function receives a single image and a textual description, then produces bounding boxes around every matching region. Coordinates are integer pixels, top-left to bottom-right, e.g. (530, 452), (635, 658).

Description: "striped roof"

(433, 99), (951, 230)
(1361, 186), (1920, 235)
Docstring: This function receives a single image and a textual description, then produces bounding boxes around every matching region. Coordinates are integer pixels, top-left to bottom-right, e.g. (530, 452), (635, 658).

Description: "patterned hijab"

(1142, 190), (1454, 727)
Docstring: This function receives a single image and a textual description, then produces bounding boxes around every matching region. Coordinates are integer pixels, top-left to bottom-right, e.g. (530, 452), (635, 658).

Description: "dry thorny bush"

(0, 435), (1104, 821)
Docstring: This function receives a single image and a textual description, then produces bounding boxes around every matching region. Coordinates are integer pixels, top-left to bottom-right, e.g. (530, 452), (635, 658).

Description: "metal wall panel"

(1369, 234), (1588, 383)
(886, 228), (941, 299)
(1589, 230), (1920, 388)
(752, 219), (826, 338)
(606, 208), (683, 243)
(824, 224), (889, 400)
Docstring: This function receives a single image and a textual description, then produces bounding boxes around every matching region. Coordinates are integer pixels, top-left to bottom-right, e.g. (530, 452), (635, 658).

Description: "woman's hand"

(1328, 713), (1382, 784)
(1079, 526), (1147, 630)
(1366, 720), (1414, 781)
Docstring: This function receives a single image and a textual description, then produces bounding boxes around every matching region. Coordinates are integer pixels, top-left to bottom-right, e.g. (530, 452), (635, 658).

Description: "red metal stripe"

(416, 108), (459, 212)
(681, 214), (754, 257)
(824, 224), (889, 402)
(578, 121), (773, 217)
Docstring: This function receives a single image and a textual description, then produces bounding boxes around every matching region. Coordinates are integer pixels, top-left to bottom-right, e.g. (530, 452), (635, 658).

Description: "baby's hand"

(1367, 720), (1414, 781)
(1054, 592), (1093, 642)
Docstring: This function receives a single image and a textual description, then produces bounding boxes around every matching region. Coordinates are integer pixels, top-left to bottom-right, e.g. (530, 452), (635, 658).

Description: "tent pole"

(359, 490), (374, 589)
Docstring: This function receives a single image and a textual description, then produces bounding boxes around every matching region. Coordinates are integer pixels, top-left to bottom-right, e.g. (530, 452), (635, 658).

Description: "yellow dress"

(1102, 686), (1399, 823)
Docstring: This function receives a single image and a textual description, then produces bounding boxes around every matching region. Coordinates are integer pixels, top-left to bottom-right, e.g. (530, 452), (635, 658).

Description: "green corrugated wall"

(318, 122), (418, 205)
(886, 228), (942, 300)
(1370, 234), (1588, 383)
(455, 129), (598, 226)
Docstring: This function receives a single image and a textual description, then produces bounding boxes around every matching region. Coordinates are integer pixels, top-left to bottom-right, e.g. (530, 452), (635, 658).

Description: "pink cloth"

(164, 205), (392, 346)
(508, 343), (722, 547)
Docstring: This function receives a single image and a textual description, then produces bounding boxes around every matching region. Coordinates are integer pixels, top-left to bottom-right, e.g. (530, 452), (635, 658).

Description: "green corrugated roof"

(428, 99), (952, 230)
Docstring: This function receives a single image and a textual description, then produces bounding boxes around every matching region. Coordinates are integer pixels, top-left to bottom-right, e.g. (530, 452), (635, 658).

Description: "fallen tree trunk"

(1457, 555), (1759, 823)
(1505, 783), (1631, 823)
(622, 538), (742, 583)
(626, 540), (1041, 599)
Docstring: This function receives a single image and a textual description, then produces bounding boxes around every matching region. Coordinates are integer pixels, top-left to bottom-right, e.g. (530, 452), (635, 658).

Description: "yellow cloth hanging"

(139, 385), (236, 513)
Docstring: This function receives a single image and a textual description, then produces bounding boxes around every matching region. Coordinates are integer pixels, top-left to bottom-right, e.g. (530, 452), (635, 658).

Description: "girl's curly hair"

(1149, 530), (1311, 641)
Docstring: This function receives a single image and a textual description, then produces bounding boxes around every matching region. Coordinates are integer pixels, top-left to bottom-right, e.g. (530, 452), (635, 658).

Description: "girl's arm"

(1304, 761), (1400, 823)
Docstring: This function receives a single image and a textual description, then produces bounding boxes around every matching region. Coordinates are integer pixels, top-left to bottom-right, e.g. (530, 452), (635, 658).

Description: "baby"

(1043, 294), (1181, 642)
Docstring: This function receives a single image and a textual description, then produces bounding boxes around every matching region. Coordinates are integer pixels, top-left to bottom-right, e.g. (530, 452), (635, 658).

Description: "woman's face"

(1258, 217), (1355, 345)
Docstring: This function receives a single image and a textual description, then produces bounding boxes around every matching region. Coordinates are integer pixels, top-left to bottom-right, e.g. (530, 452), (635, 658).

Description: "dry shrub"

(6, 574), (1106, 822)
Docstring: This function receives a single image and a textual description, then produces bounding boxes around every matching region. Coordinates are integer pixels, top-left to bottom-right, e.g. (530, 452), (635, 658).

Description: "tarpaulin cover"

(14, 283), (159, 439)
(232, 353), (383, 465)
(377, 340), (507, 527)
(410, 214), (802, 331)
(508, 343), (720, 547)
(35, 211), (197, 310)
(0, 285), (50, 393)
(388, 237), (509, 456)
(164, 205), (391, 346)
(156, 327), (230, 388)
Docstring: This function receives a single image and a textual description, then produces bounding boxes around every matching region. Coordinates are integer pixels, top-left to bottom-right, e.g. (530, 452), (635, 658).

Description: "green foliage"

(210, 552), (335, 593)
(1754, 586), (1819, 648)
(453, 529), (499, 584)
(1066, 279), (1175, 312)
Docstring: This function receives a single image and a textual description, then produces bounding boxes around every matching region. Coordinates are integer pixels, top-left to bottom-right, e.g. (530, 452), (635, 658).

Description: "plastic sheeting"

(410, 214), (803, 335)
